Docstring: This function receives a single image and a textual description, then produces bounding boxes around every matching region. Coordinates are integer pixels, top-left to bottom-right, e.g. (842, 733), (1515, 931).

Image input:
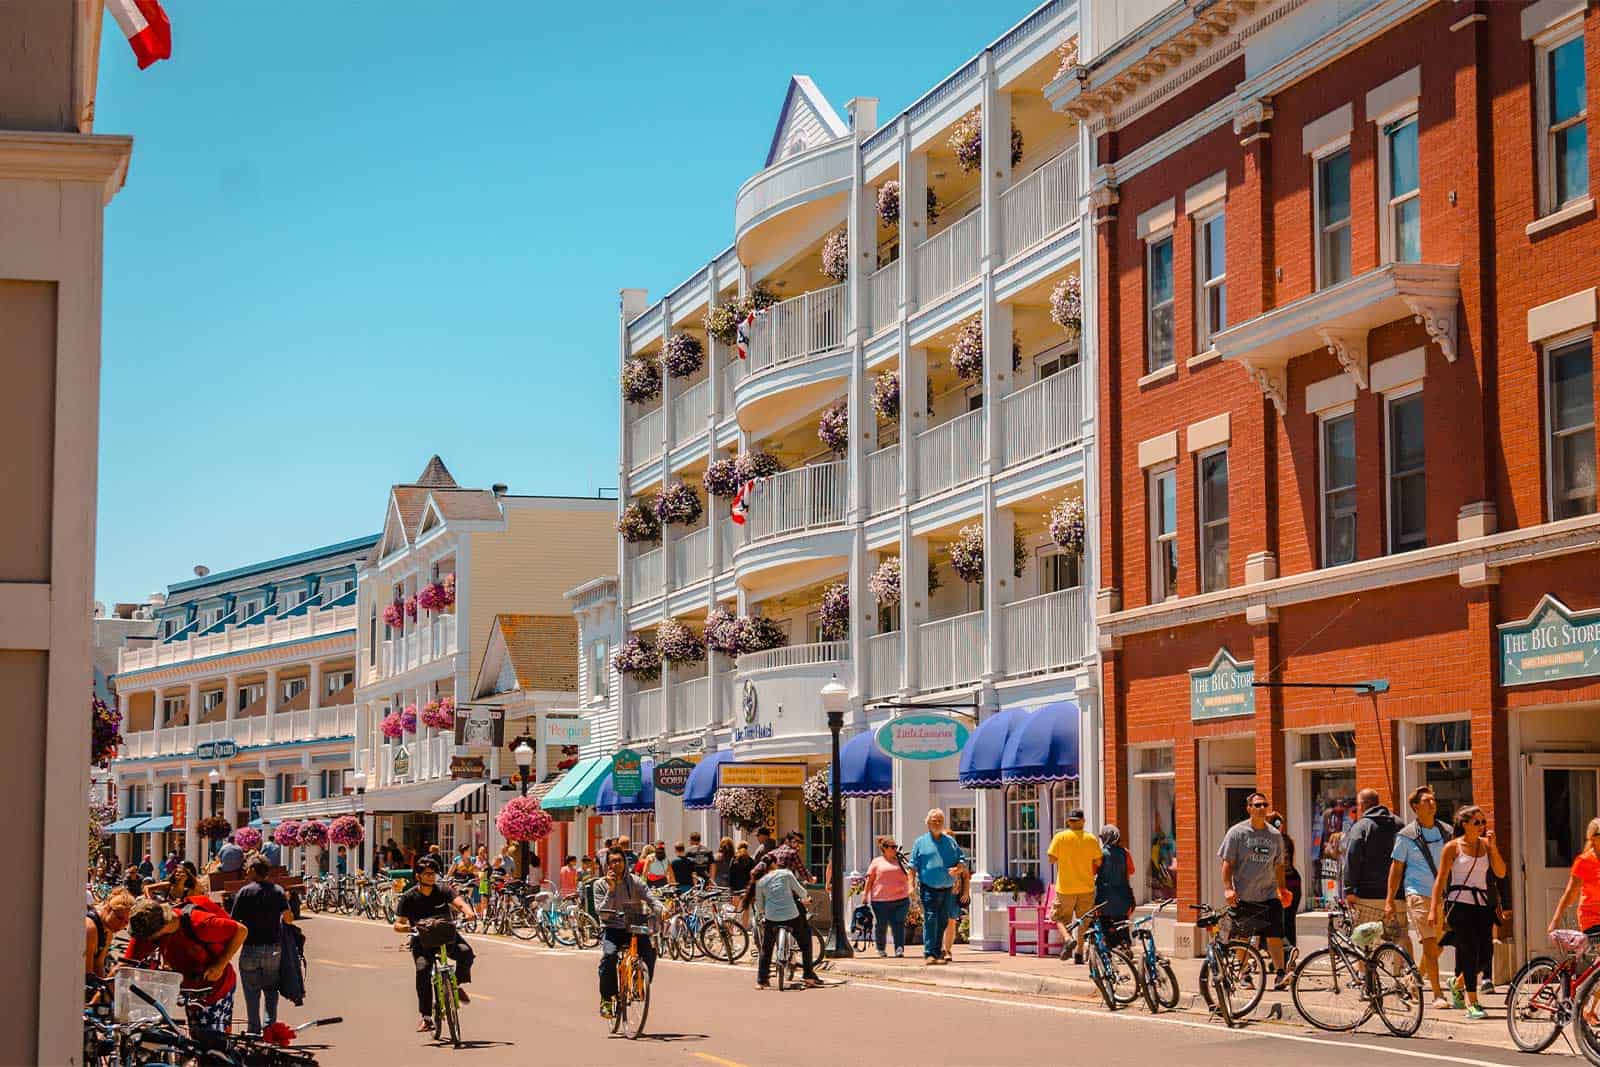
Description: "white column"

(186, 681), (200, 728)
(309, 661), (322, 713)
(901, 534), (930, 695)
(983, 503), (1016, 684)
(265, 667), (279, 727)
(978, 55), (1012, 263)
(896, 116), (919, 314)
(845, 796), (871, 877)
(182, 763), (198, 863)
(224, 675), (238, 730)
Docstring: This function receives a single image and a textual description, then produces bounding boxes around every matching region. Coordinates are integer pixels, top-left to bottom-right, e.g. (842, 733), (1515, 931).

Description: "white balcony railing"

(746, 284), (847, 373)
(736, 640), (850, 675)
(718, 520), (739, 572)
(868, 444), (900, 515)
(1001, 145), (1081, 258)
(117, 603), (359, 674)
(915, 211), (981, 306)
(866, 631), (901, 697)
(668, 674), (710, 734)
(1002, 586), (1088, 677)
(671, 527), (709, 588)
(628, 547), (665, 603)
(627, 406), (664, 469)
(115, 705), (357, 761)
(404, 631), (421, 672)
(867, 261), (899, 334)
(1001, 364), (1083, 468)
(671, 378), (710, 442)
(429, 614), (458, 660)
(918, 610), (984, 691)
(915, 409), (984, 499)
(630, 686), (663, 741)
(744, 460), (848, 542)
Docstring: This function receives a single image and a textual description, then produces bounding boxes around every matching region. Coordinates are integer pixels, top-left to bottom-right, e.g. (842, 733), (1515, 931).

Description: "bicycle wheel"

(536, 914), (557, 948)
(1505, 956), (1565, 1053)
(1371, 943), (1424, 1038)
(1134, 934), (1161, 1013)
(571, 910), (601, 949)
(776, 931), (795, 991)
(1152, 958), (1180, 1010)
(1291, 946), (1373, 1032)
(1087, 948), (1120, 1011)
(1107, 948), (1143, 1007)
(699, 918), (749, 963)
(620, 959), (650, 1039)
(509, 903), (539, 941)
(442, 976), (461, 1047)
(1206, 954), (1236, 1027)
(1226, 941), (1268, 1018)
(553, 910), (580, 947)
(809, 925), (830, 970)
(1574, 963), (1600, 1067)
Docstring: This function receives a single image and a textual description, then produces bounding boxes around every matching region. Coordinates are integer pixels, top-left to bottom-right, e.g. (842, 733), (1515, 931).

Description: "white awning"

(430, 781), (487, 815)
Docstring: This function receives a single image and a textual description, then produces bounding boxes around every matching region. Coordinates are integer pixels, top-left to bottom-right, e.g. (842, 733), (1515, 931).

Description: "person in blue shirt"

(1385, 785), (1452, 1009)
(908, 808), (966, 965)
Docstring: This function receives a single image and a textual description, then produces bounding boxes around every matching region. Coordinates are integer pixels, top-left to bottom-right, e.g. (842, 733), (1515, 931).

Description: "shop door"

(1203, 775), (1257, 905)
(1522, 755), (1600, 951)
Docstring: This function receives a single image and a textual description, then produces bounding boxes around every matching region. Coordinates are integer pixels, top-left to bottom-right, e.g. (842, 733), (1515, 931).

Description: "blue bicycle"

(1065, 901), (1143, 1011)
(1130, 899), (1181, 1013)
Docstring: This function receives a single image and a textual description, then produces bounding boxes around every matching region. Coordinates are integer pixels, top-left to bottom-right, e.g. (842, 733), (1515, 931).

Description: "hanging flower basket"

(1050, 274), (1083, 342)
(653, 482), (703, 526)
(1049, 496), (1086, 556)
(657, 619), (706, 665)
(92, 695), (122, 765)
(421, 697), (456, 731)
(198, 815), (232, 841)
(871, 370), (900, 421)
(952, 315), (985, 381)
(380, 710), (405, 739)
(616, 500), (662, 544)
(622, 356), (662, 403)
(821, 228), (849, 282)
(272, 820), (301, 848)
(383, 601), (405, 630)
(746, 284), (779, 315)
(704, 303), (740, 346)
(401, 704), (419, 735)
(950, 109), (1025, 173)
(234, 826), (263, 852)
(328, 815), (364, 848)
(929, 559), (943, 595)
(705, 609), (742, 656)
(819, 581), (850, 640)
(735, 450), (784, 482)
(802, 769), (836, 823)
(1014, 527), (1027, 579)
(876, 181), (940, 228)
(736, 615), (788, 654)
(713, 786), (776, 831)
(405, 596), (419, 621)
(703, 457), (742, 498)
(950, 524), (985, 583)
(298, 820), (329, 848)
(817, 402), (849, 454)
(662, 333), (705, 379)
(444, 573), (456, 603)
(612, 636), (662, 681)
(869, 556), (902, 606)
(497, 795), (554, 842)
(418, 578), (455, 613)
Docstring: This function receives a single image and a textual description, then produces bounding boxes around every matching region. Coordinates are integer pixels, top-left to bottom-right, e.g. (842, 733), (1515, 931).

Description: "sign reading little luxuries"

(875, 714), (971, 761)
(652, 756), (698, 796)
(1499, 595), (1600, 686)
(1190, 648), (1256, 721)
(611, 748), (644, 798)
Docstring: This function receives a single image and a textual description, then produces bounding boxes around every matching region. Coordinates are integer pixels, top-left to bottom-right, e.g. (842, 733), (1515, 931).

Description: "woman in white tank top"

(1428, 804), (1506, 1019)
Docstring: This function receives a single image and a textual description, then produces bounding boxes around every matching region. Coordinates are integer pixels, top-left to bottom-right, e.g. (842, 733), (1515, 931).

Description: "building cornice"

(0, 130), (133, 204)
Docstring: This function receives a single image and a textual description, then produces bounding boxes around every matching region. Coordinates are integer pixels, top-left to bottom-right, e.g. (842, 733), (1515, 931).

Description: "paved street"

(286, 915), (1573, 1066)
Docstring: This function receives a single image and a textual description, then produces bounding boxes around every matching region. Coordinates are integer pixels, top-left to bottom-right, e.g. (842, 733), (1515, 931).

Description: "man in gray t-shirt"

(1217, 791), (1289, 984)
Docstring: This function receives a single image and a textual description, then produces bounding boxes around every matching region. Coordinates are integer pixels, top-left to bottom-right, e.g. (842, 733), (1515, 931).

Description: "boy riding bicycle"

(596, 846), (663, 1017)
(394, 856), (478, 1033)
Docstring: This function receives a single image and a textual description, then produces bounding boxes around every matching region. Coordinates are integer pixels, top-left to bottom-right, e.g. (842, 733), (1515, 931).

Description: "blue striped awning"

(682, 749), (734, 811)
(139, 816), (175, 833)
(958, 707), (1028, 788)
(1000, 701), (1082, 783)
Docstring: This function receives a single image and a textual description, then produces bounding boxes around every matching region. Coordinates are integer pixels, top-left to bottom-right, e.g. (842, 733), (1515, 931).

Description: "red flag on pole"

(107, 0), (172, 69)
(730, 480), (754, 525)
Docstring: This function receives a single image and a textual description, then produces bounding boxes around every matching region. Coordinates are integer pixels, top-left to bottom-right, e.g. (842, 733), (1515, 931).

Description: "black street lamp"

(513, 736), (535, 883)
(820, 676), (852, 958)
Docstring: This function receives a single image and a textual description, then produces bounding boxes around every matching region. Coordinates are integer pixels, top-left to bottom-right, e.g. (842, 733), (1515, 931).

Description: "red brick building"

(1053, 0), (1600, 956)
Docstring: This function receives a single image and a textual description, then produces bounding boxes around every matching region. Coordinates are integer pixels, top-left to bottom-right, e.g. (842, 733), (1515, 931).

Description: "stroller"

(850, 903), (875, 952)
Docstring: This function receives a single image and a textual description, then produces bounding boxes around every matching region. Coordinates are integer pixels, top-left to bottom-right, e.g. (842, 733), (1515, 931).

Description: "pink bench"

(1006, 885), (1063, 957)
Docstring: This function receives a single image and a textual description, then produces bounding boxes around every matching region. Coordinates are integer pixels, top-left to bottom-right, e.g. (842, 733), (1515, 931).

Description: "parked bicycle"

(1289, 902), (1423, 1036)
(1507, 927), (1600, 1054)
(1130, 899), (1180, 1013)
(1064, 901), (1142, 1011)
(1192, 903), (1266, 1027)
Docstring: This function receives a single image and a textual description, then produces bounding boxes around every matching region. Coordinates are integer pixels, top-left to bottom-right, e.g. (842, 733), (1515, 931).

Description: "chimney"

(619, 288), (648, 321)
(193, 565), (210, 577)
(846, 97), (879, 138)
(148, 592), (166, 609)
(491, 483), (508, 497)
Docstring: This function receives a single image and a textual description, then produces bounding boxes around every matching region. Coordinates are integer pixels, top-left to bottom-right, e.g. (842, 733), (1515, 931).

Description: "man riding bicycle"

(394, 856), (477, 1033)
(596, 846), (662, 1018)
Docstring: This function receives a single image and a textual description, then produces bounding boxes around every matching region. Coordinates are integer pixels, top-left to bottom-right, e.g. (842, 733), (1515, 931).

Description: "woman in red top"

(123, 897), (247, 1035)
(1549, 816), (1600, 936)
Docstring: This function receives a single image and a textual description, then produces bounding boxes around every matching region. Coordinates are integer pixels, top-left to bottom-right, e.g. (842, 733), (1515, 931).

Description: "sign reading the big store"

(1499, 596), (1600, 686)
(1189, 648), (1256, 721)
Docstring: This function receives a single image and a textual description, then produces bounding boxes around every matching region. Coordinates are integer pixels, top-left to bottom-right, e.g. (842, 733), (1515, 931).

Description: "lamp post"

(206, 768), (221, 859)
(820, 675), (852, 958)
(513, 737), (535, 883)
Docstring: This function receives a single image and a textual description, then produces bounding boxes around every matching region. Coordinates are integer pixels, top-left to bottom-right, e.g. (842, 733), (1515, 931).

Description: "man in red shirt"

(124, 896), (247, 1035)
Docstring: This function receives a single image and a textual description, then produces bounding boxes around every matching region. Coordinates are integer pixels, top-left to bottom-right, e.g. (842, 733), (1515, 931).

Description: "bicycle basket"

(413, 918), (456, 951)
(1350, 921), (1384, 952)
(1550, 928), (1590, 956)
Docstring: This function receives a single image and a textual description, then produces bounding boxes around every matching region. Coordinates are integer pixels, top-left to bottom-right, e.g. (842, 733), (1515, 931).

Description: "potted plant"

(380, 710), (405, 739)
(876, 180), (940, 228)
(712, 786), (776, 832)
(949, 108), (1024, 173)
(950, 524), (985, 583)
(736, 615), (788, 654)
(383, 600), (404, 630)
(951, 316), (1022, 381)
(405, 595), (419, 621)
(817, 402), (849, 454)
(1049, 496), (1085, 556)
(272, 820), (301, 848)
(616, 500), (662, 544)
(819, 581), (849, 640)
(401, 704), (418, 734)
(421, 696), (456, 730)
(197, 815), (232, 842)
(869, 556), (902, 606)
(498, 795), (554, 842)
(662, 333), (704, 379)
(611, 636), (662, 681)
(820, 227), (849, 283)
(653, 482), (703, 526)
(802, 769), (838, 824)
(871, 370), (900, 421)
(703, 456), (742, 498)
(298, 819), (329, 849)
(622, 355), (662, 403)
(233, 826), (263, 852)
(657, 619), (706, 665)
(1050, 274), (1082, 343)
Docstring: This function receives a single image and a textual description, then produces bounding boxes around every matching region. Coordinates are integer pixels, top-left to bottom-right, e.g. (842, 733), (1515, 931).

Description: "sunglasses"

(1468, 818), (1486, 826)
(1249, 802), (1268, 808)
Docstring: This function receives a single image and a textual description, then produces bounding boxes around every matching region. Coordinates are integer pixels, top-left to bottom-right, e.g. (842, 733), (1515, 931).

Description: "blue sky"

(93, 2), (1027, 603)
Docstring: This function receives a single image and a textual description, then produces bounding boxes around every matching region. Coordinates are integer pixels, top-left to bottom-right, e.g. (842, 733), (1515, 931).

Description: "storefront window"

(1296, 731), (1357, 909)
(806, 809), (832, 881)
(1543, 769), (1598, 867)
(870, 796), (894, 844)
(1005, 785), (1041, 880)
(947, 806), (976, 861)
(1134, 748), (1177, 901)
(1411, 719), (1472, 827)
(1051, 780), (1081, 831)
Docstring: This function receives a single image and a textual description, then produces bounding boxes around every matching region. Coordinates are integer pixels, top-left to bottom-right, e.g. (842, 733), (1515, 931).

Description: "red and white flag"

(735, 310), (754, 360)
(107, 0), (172, 70)
(730, 479), (756, 525)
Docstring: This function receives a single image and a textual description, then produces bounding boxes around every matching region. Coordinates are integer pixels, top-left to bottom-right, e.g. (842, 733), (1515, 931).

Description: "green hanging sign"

(1499, 595), (1600, 686)
(1190, 648), (1255, 721)
(611, 748), (643, 798)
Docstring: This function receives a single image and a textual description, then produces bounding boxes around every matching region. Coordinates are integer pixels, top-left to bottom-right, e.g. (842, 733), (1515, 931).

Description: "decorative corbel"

(1319, 327), (1369, 389)
(1404, 296), (1459, 362)
(1232, 98), (1274, 147)
(1240, 357), (1287, 415)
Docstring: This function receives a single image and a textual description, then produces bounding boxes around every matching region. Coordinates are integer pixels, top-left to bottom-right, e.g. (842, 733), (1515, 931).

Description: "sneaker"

(456, 987), (470, 1004)
(876, 949), (887, 958)
(1059, 945), (1072, 961)
(893, 949), (904, 958)
(1073, 953), (1085, 966)
(598, 998), (615, 1018)
(1465, 1004), (1486, 1021)
(1480, 980), (1496, 996)
(1450, 977), (1466, 1010)
(1431, 996), (1451, 1010)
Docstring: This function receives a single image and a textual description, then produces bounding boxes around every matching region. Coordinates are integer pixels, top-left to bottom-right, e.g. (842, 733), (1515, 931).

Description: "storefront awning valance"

(140, 815), (175, 833)
(596, 759), (655, 814)
(958, 707), (1028, 788)
(683, 749), (735, 810)
(103, 815), (150, 834)
(248, 817), (275, 828)
(430, 781), (487, 815)
(1000, 700), (1081, 783)
(840, 731), (892, 796)
(541, 757), (611, 812)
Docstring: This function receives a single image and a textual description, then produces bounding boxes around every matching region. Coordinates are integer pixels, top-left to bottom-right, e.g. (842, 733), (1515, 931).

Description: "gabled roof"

(431, 489), (502, 522)
(414, 455), (457, 489)
(765, 75), (850, 167)
(473, 613), (579, 698)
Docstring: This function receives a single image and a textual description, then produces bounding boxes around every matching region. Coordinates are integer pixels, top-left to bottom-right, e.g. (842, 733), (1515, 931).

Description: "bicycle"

(1290, 903), (1423, 1036)
(609, 922), (653, 1039)
(1506, 927), (1600, 1053)
(1064, 901), (1142, 1011)
(1130, 899), (1180, 1013)
(412, 921), (463, 1047)
(1192, 903), (1267, 1027)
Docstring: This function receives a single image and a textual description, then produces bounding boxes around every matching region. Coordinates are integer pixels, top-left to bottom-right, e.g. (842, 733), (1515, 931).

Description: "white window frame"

(1319, 406), (1358, 567)
(1313, 140), (1353, 289)
(1036, 544), (1081, 595)
(1536, 24), (1589, 215)
(1384, 384), (1427, 553)
(1545, 331), (1597, 519)
(1004, 783), (1041, 880)
(1197, 446), (1230, 593)
(283, 677), (306, 702)
(870, 796), (894, 844)
(1193, 210), (1227, 350)
(1149, 465), (1179, 601)
(326, 670), (354, 696)
(1146, 230), (1176, 372)
(1378, 110), (1421, 264)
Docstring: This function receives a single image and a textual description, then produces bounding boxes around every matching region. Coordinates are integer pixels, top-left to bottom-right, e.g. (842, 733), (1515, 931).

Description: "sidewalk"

(824, 942), (1544, 1055)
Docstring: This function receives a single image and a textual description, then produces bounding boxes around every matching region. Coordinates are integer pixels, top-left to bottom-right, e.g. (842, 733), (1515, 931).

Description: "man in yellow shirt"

(1047, 808), (1103, 963)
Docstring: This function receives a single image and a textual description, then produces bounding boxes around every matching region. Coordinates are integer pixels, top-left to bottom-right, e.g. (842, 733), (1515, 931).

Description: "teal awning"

(541, 757), (611, 812)
(103, 815), (150, 834)
(140, 815), (175, 833)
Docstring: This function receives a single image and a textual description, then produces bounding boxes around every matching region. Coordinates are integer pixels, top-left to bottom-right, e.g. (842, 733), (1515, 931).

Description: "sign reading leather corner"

(1190, 648), (1255, 721)
(1499, 595), (1600, 686)
(653, 757), (698, 796)
(719, 763), (805, 788)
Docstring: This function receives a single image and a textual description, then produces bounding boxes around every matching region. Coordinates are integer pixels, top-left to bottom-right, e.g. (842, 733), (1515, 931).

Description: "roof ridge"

(412, 455), (457, 488)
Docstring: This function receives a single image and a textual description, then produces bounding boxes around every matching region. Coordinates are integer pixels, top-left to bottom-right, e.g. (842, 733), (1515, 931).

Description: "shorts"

(1355, 897), (1410, 942)
(1051, 891), (1097, 925)
(1233, 898), (1285, 940)
(1405, 893), (1438, 941)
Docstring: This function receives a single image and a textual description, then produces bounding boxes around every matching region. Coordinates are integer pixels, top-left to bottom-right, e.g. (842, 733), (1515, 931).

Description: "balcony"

(915, 409), (984, 498)
(866, 261), (900, 336)
(733, 642), (852, 756)
(1001, 365), (1083, 468)
(918, 610), (984, 692)
(118, 603), (358, 674)
(630, 685), (664, 740)
(1213, 262), (1460, 414)
(671, 527), (710, 588)
(374, 615), (458, 682)
(667, 672), (711, 735)
(1001, 587), (1088, 677)
(915, 211), (981, 307)
(746, 283), (848, 374)
(377, 734), (451, 787)
(627, 405), (664, 471)
(865, 630), (901, 698)
(743, 460), (848, 543)
(1000, 146), (1080, 260)
(734, 138), (853, 247)
(868, 444), (901, 515)
(671, 377), (711, 442)
(736, 640), (850, 675)
(628, 546), (665, 603)
(116, 705), (357, 760)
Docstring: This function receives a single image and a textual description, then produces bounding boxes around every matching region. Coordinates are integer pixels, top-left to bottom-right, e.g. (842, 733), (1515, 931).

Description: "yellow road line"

(691, 1054), (750, 1067)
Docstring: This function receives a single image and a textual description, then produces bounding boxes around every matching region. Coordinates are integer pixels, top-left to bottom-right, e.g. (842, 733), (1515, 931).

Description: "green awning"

(102, 815), (150, 834)
(140, 815), (175, 833)
(540, 757), (611, 812)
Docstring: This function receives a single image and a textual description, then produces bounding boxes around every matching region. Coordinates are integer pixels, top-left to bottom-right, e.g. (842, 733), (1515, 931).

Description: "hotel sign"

(719, 763), (805, 788)
(1499, 596), (1600, 686)
(196, 739), (238, 760)
(1190, 649), (1256, 721)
